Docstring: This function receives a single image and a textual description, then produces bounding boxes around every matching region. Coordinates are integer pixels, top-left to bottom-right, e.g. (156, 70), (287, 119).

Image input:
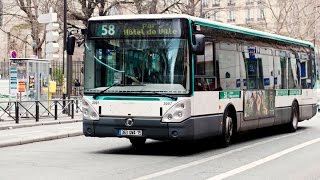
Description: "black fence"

(0, 97), (82, 123)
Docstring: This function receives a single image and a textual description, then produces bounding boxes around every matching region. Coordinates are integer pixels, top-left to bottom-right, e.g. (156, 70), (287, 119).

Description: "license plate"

(119, 129), (142, 136)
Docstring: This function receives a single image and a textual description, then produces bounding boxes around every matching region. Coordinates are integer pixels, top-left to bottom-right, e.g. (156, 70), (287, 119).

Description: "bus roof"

(89, 14), (314, 48)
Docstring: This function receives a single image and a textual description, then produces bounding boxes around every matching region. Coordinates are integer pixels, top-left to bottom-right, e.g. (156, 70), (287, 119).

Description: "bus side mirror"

(66, 35), (76, 55)
(192, 34), (205, 55)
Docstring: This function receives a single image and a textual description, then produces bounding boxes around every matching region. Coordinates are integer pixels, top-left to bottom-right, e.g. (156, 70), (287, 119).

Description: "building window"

(257, 0), (266, 5)
(246, 9), (254, 22)
(213, 0), (220, 6)
(246, 0), (254, 5)
(202, 0), (208, 7)
(228, 0), (235, 6)
(227, 10), (235, 22)
(213, 11), (220, 21)
(258, 8), (265, 21)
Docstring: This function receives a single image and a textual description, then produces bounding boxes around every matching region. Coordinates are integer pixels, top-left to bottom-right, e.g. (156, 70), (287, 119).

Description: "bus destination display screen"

(88, 19), (185, 38)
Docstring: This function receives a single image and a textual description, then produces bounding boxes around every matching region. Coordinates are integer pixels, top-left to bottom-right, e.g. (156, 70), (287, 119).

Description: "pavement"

(0, 116), (83, 148)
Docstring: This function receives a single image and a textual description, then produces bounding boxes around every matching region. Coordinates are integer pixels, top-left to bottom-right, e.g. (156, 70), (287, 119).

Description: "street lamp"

(24, 34), (36, 58)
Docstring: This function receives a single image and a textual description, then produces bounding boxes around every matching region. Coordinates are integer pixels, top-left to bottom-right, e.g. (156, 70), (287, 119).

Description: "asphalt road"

(1, 114), (320, 180)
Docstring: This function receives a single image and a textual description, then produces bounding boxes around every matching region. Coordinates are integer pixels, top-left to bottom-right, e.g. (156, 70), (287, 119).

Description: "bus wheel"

(285, 102), (299, 132)
(219, 109), (233, 147)
(129, 138), (146, 147)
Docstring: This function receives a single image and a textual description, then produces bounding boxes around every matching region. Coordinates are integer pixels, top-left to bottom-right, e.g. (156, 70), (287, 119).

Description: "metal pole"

(54, 100), (58, 120)
(67, 54), (72, 115)
(71, 100), (74, 119)
(67, 54), (72, 99)
(15, 102), (19, 124)
(62, 0), (67, 113)
(63, 0), (67, 74)
(35, 101), (39, 122)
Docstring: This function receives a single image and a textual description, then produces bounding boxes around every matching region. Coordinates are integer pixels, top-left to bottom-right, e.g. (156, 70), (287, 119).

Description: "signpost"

(37, 8), (59, 61)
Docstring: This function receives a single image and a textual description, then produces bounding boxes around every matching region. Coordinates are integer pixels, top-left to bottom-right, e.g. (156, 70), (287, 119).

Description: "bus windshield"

(84, 18), (190, 95)
(84, 38), (189, 94)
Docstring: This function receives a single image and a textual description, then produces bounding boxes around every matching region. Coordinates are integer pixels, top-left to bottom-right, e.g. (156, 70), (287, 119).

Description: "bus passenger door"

(242, 47), (275, 130)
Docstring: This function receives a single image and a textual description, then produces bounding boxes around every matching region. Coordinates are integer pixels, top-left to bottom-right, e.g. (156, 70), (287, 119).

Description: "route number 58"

(101, 25), (115, 36)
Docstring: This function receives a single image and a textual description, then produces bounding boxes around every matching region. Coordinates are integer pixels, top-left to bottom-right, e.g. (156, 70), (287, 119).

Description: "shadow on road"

(93, 125), (309, 156)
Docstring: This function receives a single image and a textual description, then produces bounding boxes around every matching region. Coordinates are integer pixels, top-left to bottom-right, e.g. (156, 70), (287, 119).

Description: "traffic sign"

(46, 53), (59, 60)
(10, 50), (17, 58)
(46, 42), (59, 53)
(46, 31), (59, 42)
(37, 13), (57, 23)
(46, 23), (59, 31)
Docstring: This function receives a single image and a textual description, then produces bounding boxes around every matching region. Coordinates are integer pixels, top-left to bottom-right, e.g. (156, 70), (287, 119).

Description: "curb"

(0, 119), (83, 130)
(0, 131), (83, 148)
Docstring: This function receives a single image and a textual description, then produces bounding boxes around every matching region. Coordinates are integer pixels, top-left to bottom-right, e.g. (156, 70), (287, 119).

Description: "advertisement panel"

(244, 90), (275, 120)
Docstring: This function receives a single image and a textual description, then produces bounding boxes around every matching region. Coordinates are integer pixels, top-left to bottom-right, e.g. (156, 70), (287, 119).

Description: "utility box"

(9, 58), (50, 102)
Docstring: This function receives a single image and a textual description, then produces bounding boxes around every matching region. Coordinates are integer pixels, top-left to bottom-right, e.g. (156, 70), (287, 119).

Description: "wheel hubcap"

(292, 111), (298, 128)
(226, 116), (233, 137)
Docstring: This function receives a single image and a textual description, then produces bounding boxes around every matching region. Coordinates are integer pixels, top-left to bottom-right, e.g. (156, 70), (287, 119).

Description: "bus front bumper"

(83, 117), (194, 140)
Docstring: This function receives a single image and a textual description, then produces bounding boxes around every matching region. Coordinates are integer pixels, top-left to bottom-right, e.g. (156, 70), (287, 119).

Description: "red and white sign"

(10, 50), (17, 58)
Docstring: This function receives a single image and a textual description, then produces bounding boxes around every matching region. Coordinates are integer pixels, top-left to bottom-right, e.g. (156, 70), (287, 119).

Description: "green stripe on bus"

(276, 90), (289, 96)
(276, 89), (302, 96)
(219, 91), (241, 99)
(289, 89), (302, 95)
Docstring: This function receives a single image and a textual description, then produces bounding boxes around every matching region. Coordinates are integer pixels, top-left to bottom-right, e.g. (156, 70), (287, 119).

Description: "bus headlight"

(162, 99), (191, 123)
(82, 98), (99, 121)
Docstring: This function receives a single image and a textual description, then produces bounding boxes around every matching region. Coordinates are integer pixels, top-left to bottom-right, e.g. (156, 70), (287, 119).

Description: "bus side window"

(194, 41), (219, 91)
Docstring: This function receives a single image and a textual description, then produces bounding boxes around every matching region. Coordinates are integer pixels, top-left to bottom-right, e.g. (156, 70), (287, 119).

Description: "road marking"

(133, 132), (303, 180)
(207, 136), (320, 180)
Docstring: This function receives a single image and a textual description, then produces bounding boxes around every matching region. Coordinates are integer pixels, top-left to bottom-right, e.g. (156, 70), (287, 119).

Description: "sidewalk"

(0, 117), (83, 148)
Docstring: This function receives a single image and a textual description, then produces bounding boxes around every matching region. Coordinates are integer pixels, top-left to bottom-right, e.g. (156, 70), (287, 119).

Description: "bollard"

(35, 101), (39, 122)
(15, 102), (19, 124)
(54, 100), (58, 120)
(75, 99), (79, 113)
(68, 99), (71, 116)
(71, 100), (74, 119)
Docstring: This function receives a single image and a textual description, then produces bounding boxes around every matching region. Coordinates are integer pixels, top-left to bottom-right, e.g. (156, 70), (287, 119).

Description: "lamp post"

(62, 0), (67, 113)
(24, 34), (36, 58)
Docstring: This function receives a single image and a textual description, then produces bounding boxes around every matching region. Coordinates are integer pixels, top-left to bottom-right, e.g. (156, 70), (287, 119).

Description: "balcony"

(212, 3), (220, 7)
(246, 1), (254, 5)
(246, 18), (254, 23)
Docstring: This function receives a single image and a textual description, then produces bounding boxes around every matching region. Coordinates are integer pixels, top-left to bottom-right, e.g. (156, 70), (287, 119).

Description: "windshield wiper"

(93, 83), (120, 99)
(138, 91), (178, 101)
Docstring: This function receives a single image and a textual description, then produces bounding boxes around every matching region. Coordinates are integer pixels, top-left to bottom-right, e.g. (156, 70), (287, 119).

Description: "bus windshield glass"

(84, 19), (190, 95)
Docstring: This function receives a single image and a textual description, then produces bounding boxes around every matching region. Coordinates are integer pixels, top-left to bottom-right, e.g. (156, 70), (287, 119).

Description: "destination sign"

(88, 19), (185, 38)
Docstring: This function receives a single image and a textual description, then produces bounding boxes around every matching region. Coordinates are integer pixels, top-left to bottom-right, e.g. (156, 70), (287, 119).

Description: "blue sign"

(236, 79), (240, 88)
(264, 78), (270, 86)
(248, 47), (256, 61)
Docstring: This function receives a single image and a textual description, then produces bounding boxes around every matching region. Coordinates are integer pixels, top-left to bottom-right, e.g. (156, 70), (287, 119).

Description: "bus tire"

(285, 102), (299, 132)
(129, 137), (146, 147)
(219, 108), (234, 147)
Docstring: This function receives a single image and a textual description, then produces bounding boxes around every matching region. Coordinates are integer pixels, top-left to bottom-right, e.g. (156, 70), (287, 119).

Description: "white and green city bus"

(81, 14), (318, 147)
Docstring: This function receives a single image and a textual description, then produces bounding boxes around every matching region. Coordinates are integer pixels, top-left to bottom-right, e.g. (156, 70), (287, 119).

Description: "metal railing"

(0, 96), (82, 123)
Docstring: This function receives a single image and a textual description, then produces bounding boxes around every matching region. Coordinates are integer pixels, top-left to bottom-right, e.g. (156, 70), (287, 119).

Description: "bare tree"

(68, 0), (184, 29)
(0, 0), (62, 57)
(261, 0), (320, 42)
